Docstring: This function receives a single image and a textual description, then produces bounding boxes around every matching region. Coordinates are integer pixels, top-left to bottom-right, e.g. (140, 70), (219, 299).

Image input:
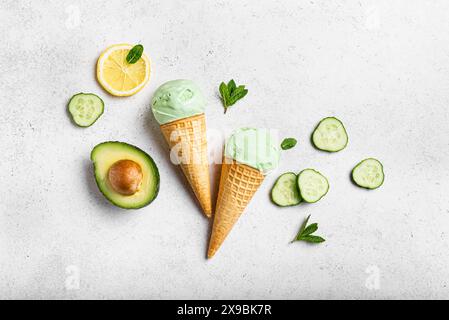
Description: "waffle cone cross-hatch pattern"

(208, 159), (265, 258)
(160, 113), (212, 217)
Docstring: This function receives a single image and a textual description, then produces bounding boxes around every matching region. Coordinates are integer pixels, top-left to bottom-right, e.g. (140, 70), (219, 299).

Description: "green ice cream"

(151, 79), (206, 125)
(224, 128), (280, 175)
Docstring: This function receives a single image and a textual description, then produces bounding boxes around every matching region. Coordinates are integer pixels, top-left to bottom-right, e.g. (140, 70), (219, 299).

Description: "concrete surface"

(0, 0), (449, 299)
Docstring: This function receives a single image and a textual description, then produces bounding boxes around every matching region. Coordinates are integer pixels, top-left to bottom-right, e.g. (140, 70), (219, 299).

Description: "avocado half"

(91, 141), (160, 209)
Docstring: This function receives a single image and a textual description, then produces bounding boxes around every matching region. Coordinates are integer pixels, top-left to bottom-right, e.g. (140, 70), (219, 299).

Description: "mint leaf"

(281, 138), (297, 150)
(126, 44), (144, 64)
(229, 87), (248, 105)
(301, 235), (326, 243)
(219, 82), (230, 111)
(301, 223), (318, 237)
(227, 79), (236, 93)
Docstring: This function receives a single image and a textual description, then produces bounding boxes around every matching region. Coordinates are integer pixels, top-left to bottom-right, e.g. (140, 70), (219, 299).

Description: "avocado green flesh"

(91, 141), (160, 209)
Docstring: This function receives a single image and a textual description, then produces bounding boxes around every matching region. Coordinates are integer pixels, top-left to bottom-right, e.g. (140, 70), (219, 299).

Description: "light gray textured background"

(0, 0), (448, 299)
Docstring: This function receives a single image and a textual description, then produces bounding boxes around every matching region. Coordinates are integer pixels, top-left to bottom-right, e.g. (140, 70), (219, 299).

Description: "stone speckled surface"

(1, 0), (449, 299)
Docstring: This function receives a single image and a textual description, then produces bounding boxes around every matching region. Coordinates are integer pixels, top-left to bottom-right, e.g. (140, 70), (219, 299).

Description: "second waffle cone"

(208, 158), (265, 258)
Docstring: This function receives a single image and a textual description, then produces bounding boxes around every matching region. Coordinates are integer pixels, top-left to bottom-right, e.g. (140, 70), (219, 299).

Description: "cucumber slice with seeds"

(312, 117), (348, 152)
(68, 93), (104, 127)
(271, 172), (302, 207)
(297, 169), (329, 203)
(352, 158), (384, 189)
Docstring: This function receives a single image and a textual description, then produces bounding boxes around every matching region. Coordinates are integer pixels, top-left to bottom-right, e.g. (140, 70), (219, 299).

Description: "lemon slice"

(97, 44), (151, 97)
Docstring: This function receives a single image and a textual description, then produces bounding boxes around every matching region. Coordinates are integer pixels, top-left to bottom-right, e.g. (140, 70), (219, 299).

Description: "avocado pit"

(108, 159), (143, 196)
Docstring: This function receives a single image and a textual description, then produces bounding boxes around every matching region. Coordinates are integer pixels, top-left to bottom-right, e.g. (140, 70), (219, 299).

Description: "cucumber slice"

(312, 117), (348, 152)
(297, 169), (329, 203)
(352, 158), (384, 189)
(271, 172), (302, 207)
(68, 93), (104, 127)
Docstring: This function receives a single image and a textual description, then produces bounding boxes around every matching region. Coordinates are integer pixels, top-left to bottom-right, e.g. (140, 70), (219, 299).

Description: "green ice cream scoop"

(151, 79), (206, 125)
(224, 128), (280, 175)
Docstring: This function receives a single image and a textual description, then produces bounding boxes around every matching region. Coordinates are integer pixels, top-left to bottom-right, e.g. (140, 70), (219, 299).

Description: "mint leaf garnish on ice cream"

(219, 79), (248, 113)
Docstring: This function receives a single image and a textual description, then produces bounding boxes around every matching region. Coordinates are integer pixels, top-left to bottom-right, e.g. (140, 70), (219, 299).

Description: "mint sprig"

(291, 215), (325, 244)
(219, 79), (248, 113)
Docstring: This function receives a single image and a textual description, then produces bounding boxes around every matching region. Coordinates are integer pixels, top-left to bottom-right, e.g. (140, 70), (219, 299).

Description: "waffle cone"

(207, 158), (265, 258)
(160, 113), (212, 217)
